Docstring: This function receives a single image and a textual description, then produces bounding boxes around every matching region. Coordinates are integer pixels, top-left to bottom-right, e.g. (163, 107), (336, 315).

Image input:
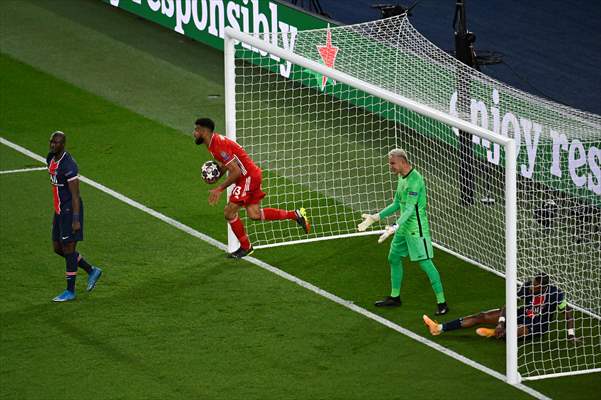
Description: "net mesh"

(230, 14), (600, 379)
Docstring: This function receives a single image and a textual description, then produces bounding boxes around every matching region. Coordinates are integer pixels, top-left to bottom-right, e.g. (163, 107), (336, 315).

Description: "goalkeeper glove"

(378, 224), (398, 243)
(358, 213), (380, 232)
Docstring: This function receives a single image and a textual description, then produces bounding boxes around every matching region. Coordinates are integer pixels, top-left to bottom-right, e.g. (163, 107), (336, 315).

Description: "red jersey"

(208, 133), (261, 177)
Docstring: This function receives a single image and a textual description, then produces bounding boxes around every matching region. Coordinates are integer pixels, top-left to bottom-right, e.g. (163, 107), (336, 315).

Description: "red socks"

(230, 209), (296, 250)
(229, 217), (251, 250)
(261, 208), (296, 221)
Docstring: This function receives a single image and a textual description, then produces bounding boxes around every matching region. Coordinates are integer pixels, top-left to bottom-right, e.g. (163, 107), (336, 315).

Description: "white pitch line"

(0, 136), (549, 400)
(0, 166), (48, 175)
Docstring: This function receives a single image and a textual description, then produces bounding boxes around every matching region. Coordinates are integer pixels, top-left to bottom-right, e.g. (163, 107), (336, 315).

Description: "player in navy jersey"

(47, 131), (102, 302)
(422, 273), (579, 341)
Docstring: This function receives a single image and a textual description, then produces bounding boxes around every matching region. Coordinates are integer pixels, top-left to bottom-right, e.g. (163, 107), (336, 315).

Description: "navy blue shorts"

(517, 306), (548, 336)
(52, 203), (84, 243)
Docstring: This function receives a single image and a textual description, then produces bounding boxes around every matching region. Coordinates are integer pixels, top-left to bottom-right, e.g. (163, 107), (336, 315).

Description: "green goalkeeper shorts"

(390, 232), (434, 261)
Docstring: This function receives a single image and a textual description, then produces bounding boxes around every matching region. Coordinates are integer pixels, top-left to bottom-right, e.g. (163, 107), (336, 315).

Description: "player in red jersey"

(193, 118), (310, 258)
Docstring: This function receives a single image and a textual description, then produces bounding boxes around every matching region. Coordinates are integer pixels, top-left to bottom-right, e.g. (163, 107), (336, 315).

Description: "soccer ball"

(201, 160), (221, 184)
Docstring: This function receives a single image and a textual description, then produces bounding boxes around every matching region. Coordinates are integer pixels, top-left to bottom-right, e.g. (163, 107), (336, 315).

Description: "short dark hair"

(50, 130), (66, 143)
(534, 273), (550, 287)
(195, 118), (215, 132)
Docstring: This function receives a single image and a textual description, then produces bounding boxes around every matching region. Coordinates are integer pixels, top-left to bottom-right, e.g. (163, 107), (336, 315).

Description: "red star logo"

(316, 25), (339, 90)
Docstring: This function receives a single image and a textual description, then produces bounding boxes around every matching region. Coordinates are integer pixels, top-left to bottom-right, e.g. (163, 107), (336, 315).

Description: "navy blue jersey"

(517, 282), (566, 323)
(47, 152), (79, 214)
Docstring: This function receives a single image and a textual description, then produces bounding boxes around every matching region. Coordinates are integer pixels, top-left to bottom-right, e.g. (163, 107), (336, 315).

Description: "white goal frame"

(223, 27), (521, 384)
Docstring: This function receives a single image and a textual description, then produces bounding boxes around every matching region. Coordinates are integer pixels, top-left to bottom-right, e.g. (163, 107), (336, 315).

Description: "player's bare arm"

(208, 161), (241, 205)
(68, 178), (81, 232)
(564, 307), (580, 343)
(216, 161), (226, 176)
(494, 307), (506, 339)
(494, 307), (526, 339)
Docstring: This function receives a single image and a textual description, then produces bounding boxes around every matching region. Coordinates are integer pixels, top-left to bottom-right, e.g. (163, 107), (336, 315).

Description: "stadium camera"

(372, 1), (421, 19)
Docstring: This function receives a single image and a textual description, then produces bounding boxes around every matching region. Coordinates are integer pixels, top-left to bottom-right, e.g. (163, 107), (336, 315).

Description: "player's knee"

(53, 247), (64, 257)
(387, 252), (401, 265)
(62, 242), (76, 254)
(223, 207), (236, 220)
(247, 209), (261, 220)
(224, 212), (237, 221)
(518, 325), (529, 338)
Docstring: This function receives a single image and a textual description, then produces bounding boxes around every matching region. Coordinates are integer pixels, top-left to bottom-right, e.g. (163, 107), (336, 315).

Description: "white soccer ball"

(201, 160), (221, 184)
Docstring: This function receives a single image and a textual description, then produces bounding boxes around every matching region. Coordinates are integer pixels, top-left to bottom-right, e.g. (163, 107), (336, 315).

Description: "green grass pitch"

(0, 1), (599, 398)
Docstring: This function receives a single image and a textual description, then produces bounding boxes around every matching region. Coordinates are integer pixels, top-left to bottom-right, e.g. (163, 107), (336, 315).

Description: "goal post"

(223, 26), (516, 245)
(223, 26), (521, 382)
(224, 33), (240, 254)
(224, 13), (600, 383)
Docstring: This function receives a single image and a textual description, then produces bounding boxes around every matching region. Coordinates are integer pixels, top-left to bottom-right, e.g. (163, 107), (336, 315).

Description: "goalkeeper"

(358, 149), (449, 315)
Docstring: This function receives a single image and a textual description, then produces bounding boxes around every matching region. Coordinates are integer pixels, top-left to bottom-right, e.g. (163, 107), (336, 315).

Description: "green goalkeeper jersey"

(378, 168), (430, 237)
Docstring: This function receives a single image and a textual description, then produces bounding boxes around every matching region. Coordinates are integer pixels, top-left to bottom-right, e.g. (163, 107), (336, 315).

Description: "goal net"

(224, 14), (600, 382)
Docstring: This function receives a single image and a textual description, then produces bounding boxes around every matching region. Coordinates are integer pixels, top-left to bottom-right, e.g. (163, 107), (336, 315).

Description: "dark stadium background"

(287, 0), (601, 115)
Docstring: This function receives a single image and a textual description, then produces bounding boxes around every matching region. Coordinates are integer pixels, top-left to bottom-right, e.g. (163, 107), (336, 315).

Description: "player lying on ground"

(423, 273), (579, 341)
(358, 149), (449, 315)
(193, 118), (310, 258)
(47, 131), (102, 302)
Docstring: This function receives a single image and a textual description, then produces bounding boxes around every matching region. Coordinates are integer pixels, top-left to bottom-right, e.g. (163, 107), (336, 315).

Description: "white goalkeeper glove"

(378, 224), (398, 243)
(357, 213), (380, 232)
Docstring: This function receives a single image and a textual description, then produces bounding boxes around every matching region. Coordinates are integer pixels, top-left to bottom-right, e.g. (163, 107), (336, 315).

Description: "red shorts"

(229, 173), (266, 206)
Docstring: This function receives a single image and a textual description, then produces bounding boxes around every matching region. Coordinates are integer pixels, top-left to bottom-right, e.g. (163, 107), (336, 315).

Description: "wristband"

(498, 316), (506, 323)
(72, 213), (80, 222)
(568, 328), (575, 336)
